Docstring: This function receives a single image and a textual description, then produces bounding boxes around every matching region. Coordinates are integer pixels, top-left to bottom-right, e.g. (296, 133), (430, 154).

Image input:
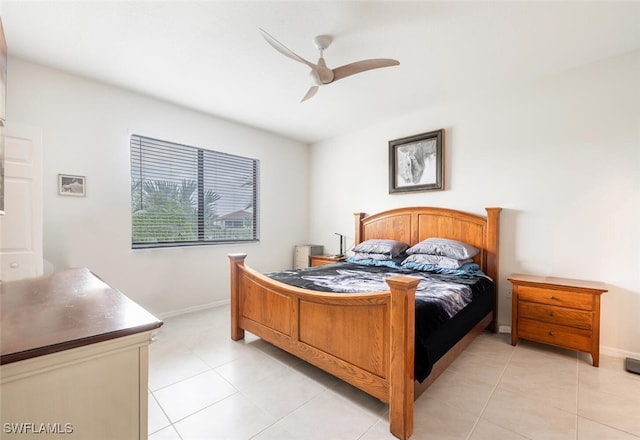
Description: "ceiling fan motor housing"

(313, 35), (332, 51)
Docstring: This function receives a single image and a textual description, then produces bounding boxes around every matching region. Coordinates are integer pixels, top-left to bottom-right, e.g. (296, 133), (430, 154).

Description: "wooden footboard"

(229, 253), (420, 439)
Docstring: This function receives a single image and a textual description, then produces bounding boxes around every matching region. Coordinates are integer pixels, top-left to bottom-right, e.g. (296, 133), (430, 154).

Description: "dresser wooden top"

(1, 268), (163, 365)
(508, 273), (608, 293)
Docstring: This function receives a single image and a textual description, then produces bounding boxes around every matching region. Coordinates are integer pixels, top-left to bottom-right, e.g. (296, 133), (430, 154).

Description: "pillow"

(351, 252), (393, 261)
(406, 237), (479, 260)
(401, 253), (472, 269)
(401, 261), (482, 275)
(352, 239), (409, 258)
(346, 255), (403, 269)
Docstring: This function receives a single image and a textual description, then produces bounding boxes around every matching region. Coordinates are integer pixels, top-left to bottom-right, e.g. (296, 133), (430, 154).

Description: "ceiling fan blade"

(332, 59), (400, 82)
(259, 28), (317, 70)
(301, 86), (319, 102)
(315, 57), (334, 84)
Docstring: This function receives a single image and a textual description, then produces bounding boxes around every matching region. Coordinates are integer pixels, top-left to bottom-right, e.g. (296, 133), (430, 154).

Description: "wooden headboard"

(353, 206), (501, 287)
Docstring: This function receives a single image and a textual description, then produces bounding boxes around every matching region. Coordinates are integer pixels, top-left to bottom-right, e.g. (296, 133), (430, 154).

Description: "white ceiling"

(3, 1), (640, 144)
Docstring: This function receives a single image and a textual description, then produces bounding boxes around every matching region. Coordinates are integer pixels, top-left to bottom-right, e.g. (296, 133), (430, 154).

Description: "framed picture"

(58, 174), (86, 196)
(389, 129), (444, 193)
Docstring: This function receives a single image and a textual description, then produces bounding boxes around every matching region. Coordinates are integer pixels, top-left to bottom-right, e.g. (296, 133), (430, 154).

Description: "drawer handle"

(549, 295), (556, 300)
(548, 311), (554, 317)
(548, 331), (555, 336)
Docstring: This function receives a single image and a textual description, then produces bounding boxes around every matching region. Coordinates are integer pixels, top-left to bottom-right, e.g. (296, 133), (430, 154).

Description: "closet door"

(0, 123), (43, 281)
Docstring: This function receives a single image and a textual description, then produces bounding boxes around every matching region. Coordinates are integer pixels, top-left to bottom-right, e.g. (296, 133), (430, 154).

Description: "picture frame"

(389, 129), (444, 193)
(58, 174), (86, 197)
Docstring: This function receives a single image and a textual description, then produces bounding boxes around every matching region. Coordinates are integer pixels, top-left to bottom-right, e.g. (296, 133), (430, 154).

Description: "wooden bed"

(229, 206), (501, 439)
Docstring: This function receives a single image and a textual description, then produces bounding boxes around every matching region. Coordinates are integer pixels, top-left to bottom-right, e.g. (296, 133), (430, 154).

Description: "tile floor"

(148, 306), (640, 440)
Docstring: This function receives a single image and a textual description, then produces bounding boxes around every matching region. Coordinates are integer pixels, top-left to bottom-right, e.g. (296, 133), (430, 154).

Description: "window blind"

(130, 135), (259, 248)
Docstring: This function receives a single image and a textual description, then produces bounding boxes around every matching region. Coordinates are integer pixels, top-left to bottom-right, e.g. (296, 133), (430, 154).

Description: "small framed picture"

(58, 174), (86, 196)
(389, 129), (444, 193)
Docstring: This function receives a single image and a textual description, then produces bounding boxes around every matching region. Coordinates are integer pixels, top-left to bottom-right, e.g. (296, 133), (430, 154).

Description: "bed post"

(354, 212), (366, 245)
(228, 253), (247, 341)
(386, 275), (420, 440)
(485, 208), (502, 332)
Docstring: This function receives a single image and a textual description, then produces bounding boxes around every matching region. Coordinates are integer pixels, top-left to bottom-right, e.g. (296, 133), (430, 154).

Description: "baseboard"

(495, 326), (638, 360)
(601, 345), (640, 361)
(156, 299), (230, 320)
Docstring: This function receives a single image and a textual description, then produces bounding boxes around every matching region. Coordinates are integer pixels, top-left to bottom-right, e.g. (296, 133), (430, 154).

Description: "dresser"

(0, 268), (163, 439)
(508, 273), (607, 366)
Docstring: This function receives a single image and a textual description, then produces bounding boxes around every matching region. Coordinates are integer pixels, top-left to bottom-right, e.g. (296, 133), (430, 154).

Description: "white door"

(0, 123), (43, 281)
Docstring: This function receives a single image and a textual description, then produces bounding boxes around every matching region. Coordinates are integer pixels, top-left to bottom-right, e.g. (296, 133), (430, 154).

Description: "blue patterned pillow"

(401, 261), (483, 275)
(346, 255), (403, 269)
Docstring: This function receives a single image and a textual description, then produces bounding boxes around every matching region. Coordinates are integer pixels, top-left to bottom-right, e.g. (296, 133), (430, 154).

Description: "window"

(130, 135), (259, 248)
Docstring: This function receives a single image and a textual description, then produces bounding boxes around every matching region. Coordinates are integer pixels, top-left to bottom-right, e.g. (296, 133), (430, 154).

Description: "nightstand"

(508, 273), (607, 366)
(310, 255), (347, 267)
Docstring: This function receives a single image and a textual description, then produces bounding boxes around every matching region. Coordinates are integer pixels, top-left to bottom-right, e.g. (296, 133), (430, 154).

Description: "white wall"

(8, 57), (310, 317)
(309, 50), (640, 358)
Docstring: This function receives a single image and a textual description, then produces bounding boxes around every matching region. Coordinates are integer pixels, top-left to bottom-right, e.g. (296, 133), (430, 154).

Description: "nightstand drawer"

(518, 285), (593, 310)
(519, 301), (593, 330)
(519, 318), (592, 353)
(310, 255), (346, 267)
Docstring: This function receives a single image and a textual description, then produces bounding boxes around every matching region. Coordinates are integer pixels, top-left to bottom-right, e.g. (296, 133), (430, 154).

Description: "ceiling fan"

(259, 28), (400, 102)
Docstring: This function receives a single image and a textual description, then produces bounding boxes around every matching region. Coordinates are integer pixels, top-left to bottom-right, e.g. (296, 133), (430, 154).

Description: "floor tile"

(153, 369), (237, 422)
(238, 365), (326, 420)
(214, 349), (294, 392)
(481, 387), (577, 440)
(148, 306), (638, 440)
(189, 335), (251, 369)
(469, 418), (529, 440)
(578, 355), (640, 404)
(286, 357), (343, 388)
(358, 419), (398, 440)
(463, 332), (515, 362)
(412, 399), (479, 440)
(148, 425), (182, 440)
(578, 386), (640, 436)
(148, 346), (211, 391)
(419, 368), (495, 417)
(251, 389), (377, 440)
(147, 393), (171, 435)
(447, 348), (511, 387)
(577, 417), (640, 440)
(173, 393), (276, 440)
(498, 345), (578, 413)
